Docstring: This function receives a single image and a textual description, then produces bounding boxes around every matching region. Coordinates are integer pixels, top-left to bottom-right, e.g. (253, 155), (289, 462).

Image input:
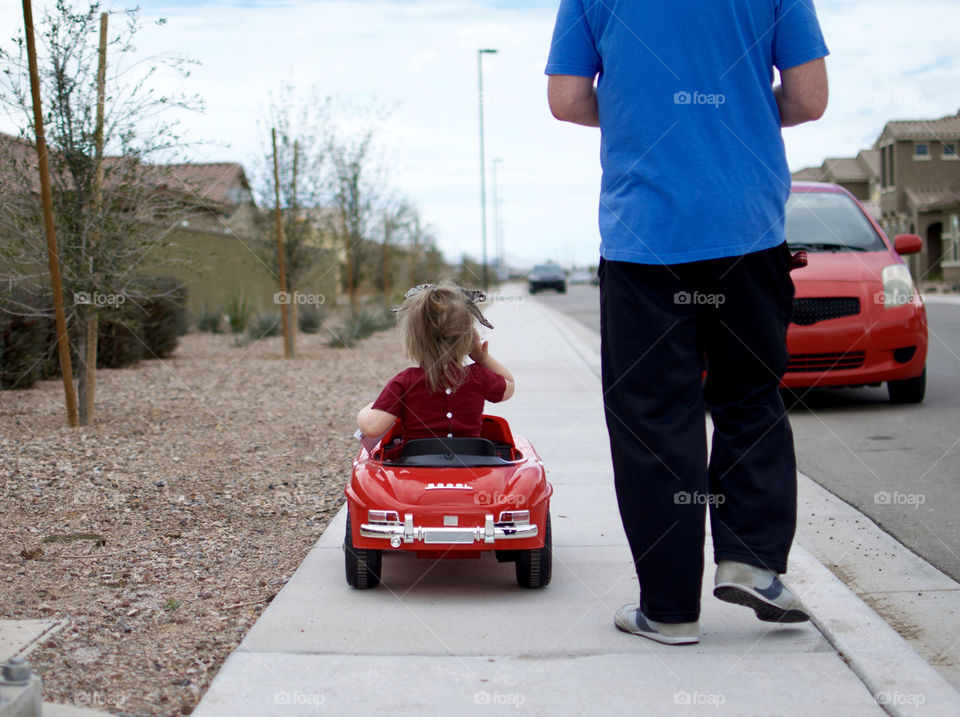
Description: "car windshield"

(532, 265), (560, 274)
(785, 191), (887, 252)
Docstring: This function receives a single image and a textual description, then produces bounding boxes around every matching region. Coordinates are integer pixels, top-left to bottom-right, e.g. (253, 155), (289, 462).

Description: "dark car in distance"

(528, 264), (567, 294)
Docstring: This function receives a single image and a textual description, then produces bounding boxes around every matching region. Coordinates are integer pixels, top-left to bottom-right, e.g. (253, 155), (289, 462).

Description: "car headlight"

(881, 264), (916, 309)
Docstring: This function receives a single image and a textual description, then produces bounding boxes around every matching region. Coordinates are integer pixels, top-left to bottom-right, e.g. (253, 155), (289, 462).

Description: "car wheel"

(344, 511), (382, 589)
(888, 367), (926, 404)
(516, 512), (552, 588)
(529, 286), (537, 294)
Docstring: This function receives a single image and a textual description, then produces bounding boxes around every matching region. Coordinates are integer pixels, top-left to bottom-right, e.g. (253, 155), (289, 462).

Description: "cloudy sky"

(2, 0), (959, 267)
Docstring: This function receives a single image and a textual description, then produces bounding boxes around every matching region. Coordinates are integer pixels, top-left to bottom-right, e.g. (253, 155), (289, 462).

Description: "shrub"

(298, 304), (326, 334)
(327, 305), (396, 349)
(96, 314), (144, 369)
(195, 305), (223, 333)
(0, 287), (50, 390)
(138, 278), (188, 358)
(224, 292), (252, 334)
(1, 277), (190, 388)
(249, 312), (282, 338)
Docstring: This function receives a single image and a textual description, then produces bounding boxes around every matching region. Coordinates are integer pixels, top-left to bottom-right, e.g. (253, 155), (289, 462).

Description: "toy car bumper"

(360, 513), (538, 547)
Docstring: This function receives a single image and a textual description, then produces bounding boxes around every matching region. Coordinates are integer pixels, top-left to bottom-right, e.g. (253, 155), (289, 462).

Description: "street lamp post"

(478, 48), (497, 291)
(492, 157), (504, 281)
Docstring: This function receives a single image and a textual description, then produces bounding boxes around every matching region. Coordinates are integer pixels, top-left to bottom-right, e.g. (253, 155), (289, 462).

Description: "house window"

(944, 143), (958, 160)
(914, 143), (930, 160)
(945, 213), (960, 267)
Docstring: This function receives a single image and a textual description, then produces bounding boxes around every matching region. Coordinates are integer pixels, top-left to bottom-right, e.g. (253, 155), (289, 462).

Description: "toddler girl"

(357, 282), (515, 443)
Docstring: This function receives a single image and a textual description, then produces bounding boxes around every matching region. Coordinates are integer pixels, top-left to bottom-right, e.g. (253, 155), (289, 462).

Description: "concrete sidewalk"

(192, 288), (959, 716)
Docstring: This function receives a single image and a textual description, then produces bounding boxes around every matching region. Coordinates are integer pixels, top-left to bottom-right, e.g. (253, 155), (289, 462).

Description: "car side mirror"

(894, 234), (922, 255)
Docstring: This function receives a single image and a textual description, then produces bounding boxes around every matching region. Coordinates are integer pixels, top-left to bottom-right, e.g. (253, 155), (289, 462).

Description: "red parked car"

(344, 415), (553, 589)
(783, 182), (928, 403)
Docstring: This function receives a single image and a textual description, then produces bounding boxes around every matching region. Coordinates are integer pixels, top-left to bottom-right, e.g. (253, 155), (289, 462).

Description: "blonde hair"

(398, 281), (476, 394)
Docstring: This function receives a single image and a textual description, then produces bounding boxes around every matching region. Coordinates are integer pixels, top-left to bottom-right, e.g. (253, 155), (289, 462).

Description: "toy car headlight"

(498, 510), (529, 525)
(881, 264), (916, 309)
(368, 510), (400, 524)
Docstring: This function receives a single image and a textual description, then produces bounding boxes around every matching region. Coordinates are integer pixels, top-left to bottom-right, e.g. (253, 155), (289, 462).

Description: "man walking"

(546, 1), (829, 644)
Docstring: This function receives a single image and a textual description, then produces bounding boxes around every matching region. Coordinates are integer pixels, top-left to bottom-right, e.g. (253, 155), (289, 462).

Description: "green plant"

(163, 598), (182, 611)
(139, 278), (188, 358)
(249, 312), (282, 338)
(224, 292), (252, 334)
(327, 306), (395, 348)
(298, 304), (327, 334)
(0, 286), (50, 390)
(195, 305), (223, 333)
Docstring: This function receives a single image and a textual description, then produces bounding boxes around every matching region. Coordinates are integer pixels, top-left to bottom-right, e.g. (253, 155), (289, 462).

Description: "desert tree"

(322, 103), (392, 313)
(249, 86), (335, 350)
(0, 0), (203, 424)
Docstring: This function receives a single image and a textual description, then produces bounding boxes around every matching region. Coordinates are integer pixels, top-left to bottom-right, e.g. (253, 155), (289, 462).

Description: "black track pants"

(599, 243), (797, 623)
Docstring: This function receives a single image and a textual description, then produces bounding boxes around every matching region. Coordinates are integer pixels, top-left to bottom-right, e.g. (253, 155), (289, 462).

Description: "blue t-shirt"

(545, 0), (829, 265)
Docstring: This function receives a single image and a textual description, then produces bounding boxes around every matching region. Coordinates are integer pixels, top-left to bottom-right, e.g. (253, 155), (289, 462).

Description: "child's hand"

(469, 329), (489, 364)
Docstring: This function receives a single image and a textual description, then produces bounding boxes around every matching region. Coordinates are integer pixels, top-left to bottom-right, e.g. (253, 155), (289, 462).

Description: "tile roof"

(0, 133), (251, 208)
(905, 187), (955, 211)
(791, 166), (825, 182)
(882, 112), (960, 141)
(156, 163), (251, 206)
(823, 157), (870, 182)
(926, 190), (960, 212)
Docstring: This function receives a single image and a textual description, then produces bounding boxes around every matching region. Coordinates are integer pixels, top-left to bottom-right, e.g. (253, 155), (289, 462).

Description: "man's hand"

(775, 57), (828, 127)
(548, 74), (600, 127)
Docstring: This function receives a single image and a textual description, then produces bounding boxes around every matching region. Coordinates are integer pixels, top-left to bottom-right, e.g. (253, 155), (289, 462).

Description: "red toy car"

(783, 182), (928, 403)
(344, 415), (553, 589)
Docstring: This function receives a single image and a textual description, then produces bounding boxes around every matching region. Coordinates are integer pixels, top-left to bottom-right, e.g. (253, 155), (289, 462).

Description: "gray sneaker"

(614, 604), (699, 645)
(714, 560), (809, 623)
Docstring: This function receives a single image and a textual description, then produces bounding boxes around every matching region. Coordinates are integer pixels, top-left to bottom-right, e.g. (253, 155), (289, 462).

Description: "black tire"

(344, 511), (381, 589)
(888, 367), (926, 404)
(516, 512), (552, 588)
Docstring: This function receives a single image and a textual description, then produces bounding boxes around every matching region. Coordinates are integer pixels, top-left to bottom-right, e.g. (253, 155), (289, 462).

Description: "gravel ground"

(0, 327), (407, 716)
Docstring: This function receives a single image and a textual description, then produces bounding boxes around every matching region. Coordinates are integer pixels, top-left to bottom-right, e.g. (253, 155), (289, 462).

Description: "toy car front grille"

(787, 351), (867, 372)
(791, 297), (861, 325)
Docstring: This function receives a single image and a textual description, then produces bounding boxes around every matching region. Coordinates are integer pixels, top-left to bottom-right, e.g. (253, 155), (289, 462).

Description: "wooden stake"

(79, 11), (108, 425)
(271, 128), (292, 358)
(22, 0), (77, 427)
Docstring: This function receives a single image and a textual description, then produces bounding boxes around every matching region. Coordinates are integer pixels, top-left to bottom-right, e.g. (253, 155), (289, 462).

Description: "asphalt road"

(532, 283), (960, 582)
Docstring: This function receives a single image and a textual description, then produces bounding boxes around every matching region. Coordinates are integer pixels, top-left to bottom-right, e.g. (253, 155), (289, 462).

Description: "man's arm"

(774, 57), (828, 127)
(548, 74), (600, 127)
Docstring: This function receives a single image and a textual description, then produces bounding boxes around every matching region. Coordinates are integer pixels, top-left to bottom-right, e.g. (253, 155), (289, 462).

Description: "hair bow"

(395, 283), (494, 329)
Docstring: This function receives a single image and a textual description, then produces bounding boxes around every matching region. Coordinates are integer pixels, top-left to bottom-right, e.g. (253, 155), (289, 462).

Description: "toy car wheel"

(344, 511), (381, 589)
(516, 512), (551, 588)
